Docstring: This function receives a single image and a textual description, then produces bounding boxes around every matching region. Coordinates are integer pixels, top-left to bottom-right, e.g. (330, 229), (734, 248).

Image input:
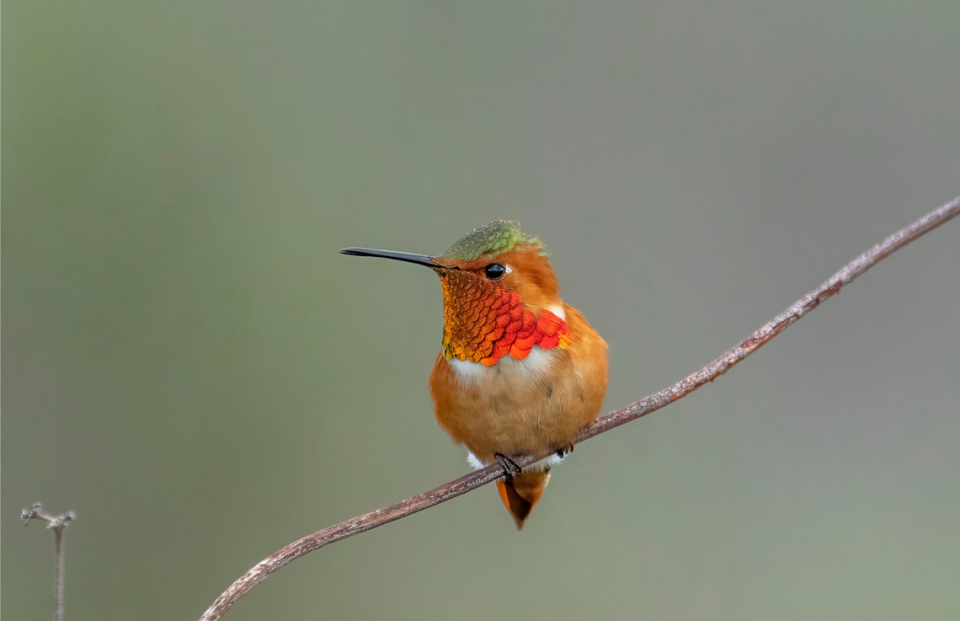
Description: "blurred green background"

(4, 1), (960, 619)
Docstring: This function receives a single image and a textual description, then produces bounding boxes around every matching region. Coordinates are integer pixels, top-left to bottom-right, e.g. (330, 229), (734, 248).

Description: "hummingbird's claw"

(495, 453), (522, 478)
(555, 444), (574, 459)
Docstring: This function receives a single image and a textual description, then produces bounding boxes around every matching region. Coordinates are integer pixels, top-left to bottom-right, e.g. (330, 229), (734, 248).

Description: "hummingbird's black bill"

(340, 247), (456, 269)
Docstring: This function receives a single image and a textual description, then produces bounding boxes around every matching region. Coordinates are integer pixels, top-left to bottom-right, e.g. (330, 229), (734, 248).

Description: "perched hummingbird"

(342, 221), (608, 528)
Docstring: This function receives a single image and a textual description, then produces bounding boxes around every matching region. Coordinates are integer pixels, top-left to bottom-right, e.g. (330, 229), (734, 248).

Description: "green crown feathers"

(440, 221), (547, 262)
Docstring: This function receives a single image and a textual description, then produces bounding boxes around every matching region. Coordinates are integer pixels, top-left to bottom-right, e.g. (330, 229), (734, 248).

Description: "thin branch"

(22, 502), (76, 621)
(201, 195), (960, 621)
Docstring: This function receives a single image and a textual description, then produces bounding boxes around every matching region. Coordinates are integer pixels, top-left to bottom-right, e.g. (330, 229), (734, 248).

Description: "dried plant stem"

(201, 195), (960, 621)
(22, 503), (76, 621)
(54, 528), (65, 621)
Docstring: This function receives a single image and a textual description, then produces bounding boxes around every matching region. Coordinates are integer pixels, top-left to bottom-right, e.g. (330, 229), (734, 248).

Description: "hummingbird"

(342, 221), (608, 528)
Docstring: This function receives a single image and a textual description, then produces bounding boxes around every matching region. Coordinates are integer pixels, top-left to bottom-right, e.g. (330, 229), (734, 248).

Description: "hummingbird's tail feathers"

(496, 470), (550, 530)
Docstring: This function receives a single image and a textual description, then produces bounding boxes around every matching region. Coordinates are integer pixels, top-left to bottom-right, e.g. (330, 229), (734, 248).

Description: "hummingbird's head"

(342, 221), (570, 366)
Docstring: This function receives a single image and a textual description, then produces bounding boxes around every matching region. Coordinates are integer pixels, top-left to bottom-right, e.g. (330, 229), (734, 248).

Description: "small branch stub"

(22, 502), (75, 621)
(22, 502), (76, 531)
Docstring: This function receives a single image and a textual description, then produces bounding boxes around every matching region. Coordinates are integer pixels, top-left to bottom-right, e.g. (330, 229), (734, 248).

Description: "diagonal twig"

(200, 195), (960, 621)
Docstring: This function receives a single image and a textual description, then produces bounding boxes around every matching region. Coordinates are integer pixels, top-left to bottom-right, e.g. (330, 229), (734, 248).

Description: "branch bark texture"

(201, 195), (960, 621)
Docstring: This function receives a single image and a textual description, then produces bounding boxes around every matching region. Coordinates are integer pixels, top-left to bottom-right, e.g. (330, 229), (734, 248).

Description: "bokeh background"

(4, 2), (960, 619)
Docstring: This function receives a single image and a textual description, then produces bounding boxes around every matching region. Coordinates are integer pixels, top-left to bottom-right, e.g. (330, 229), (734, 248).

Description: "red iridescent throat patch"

(439, 271), (571, 366)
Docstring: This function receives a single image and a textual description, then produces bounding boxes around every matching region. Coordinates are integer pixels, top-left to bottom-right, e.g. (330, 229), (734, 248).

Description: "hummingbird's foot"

(555, 444), (574, 459)
(495, 453), (522, 478)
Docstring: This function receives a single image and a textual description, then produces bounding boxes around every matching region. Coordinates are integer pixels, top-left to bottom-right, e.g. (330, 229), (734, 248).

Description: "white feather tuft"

(466, 452), (486, 470)
(465, 451), (565, 472)
(447, 356), (486, 383)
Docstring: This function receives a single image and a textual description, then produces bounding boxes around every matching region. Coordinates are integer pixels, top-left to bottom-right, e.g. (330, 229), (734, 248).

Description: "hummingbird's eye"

(483, 263), (507, 280)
